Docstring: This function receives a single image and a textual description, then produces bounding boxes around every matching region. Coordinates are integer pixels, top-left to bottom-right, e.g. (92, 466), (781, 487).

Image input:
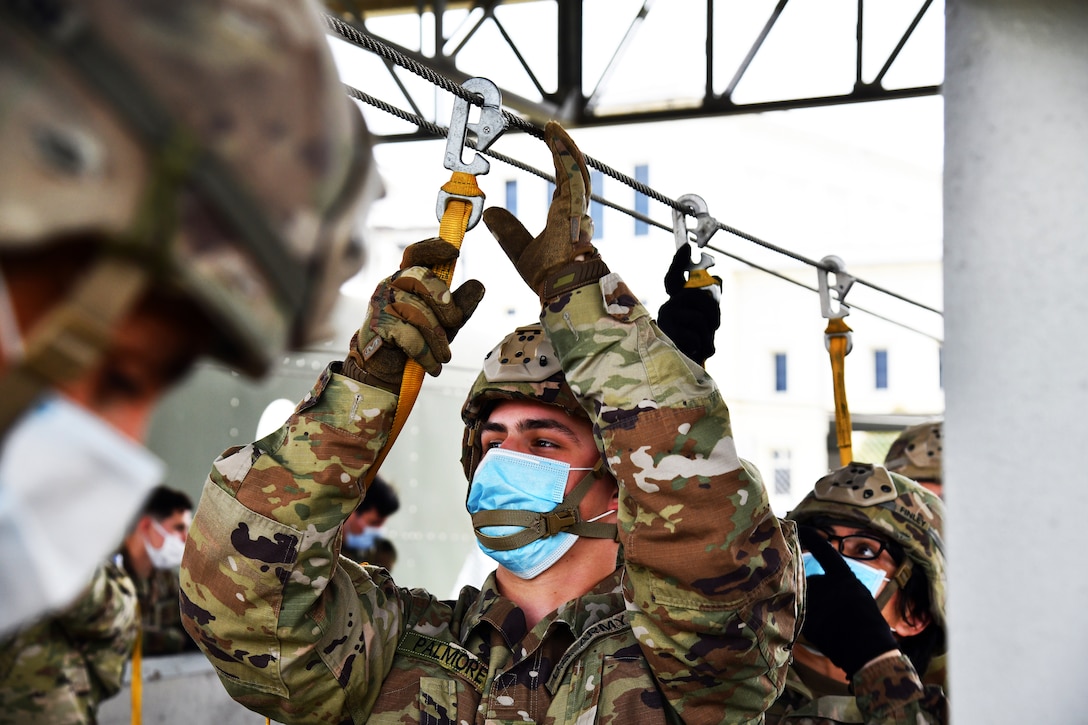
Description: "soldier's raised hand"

(482, 122), (610, 302)
(342, 238), (485, 392)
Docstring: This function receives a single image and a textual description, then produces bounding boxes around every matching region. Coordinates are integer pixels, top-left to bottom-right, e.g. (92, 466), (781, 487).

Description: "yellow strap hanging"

(130, 622), (142, 725)
(825, 316), (853, 466)
(818, 255), (856, 467)
(363, 172), (483, 485)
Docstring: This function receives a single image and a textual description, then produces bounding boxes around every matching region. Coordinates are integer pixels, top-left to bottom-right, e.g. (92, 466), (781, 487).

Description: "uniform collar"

(463, 567), (625, 656)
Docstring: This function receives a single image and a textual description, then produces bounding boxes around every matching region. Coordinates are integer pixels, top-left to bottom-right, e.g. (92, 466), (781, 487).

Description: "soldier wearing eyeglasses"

(768, 462), (948, 724)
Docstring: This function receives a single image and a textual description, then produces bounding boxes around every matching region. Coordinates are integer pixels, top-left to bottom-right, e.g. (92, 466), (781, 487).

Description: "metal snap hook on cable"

(436, 78), (506, 230)
(672, 193), (718, 272)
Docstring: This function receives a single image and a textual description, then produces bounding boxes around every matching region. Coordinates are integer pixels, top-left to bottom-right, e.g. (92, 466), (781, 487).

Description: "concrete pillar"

(944, 1), (1088, 720)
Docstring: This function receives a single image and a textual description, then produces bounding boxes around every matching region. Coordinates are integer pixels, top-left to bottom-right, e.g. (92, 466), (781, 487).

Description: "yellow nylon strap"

(364, 172), (482, 486)
(683, 269), (717, 289)
(130, 624), (142, 725)
(826, 316), (853, 466)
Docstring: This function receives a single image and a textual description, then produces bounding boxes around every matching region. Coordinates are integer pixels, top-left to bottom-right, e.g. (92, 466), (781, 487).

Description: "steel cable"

(329, 18), (945, 325)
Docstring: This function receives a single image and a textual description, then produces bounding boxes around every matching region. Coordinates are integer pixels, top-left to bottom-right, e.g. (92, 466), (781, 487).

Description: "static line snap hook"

(818, 255), (855, 320)
(672, 193), (718, 250)
(443, 77), (506, 175)
(436, 78), (506, 229)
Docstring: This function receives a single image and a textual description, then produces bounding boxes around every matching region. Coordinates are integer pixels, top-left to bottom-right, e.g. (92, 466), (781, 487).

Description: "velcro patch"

(396, 632), (487, 693)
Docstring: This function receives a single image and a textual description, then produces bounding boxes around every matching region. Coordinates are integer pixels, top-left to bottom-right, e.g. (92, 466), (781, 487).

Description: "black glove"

(657, 245), (721, 366)
(797, 525), (899, 679)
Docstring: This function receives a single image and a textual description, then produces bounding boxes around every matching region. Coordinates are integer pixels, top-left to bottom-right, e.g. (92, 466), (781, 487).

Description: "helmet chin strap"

(875, 558), (914, 614)
(471, 461), (618, 551)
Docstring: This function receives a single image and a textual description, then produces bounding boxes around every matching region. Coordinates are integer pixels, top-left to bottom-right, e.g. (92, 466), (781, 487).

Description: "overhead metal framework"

(325, 0), (942, 142)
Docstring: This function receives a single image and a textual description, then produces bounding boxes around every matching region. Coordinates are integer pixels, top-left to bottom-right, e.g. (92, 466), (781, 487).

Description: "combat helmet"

(0, 0), (379, 426)
(884, 420), (943, 485)
(460, 324), (588, 481)
(787, 462), (946, 634)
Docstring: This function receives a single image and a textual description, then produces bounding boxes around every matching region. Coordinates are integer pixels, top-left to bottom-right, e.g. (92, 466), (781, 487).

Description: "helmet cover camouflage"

(460, 324), (588, 481)
(0, 0), (378, 376)
(884, 420), (943, 484)
(787, 462), (946, 631)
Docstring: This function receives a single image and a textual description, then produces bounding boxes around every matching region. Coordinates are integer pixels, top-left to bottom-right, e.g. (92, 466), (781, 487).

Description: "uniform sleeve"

(58, 561), (139, 698)
(542, 274), (804, 724)
(852, 653), (948, 724)
(179, 364), (411, 724)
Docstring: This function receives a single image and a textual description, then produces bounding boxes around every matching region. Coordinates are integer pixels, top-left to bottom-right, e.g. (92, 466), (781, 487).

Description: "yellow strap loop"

(364, 172), (482, 485)
(825, 316), (853, 466)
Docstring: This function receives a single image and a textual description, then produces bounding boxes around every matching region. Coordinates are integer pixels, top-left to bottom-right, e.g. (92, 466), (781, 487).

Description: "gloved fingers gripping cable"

(482, 122), (609, 304)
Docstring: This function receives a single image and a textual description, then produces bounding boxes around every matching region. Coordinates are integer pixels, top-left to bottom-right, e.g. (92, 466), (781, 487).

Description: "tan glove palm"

(482, 122), (609, 302)
(343, 238), (484, 392)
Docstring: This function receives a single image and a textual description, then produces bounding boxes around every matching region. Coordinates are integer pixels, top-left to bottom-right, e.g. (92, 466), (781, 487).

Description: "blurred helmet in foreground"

(0, 0), (381, 378)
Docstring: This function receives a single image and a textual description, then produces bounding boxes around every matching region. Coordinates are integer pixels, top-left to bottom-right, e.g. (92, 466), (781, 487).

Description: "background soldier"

(769, 462), (948, 724)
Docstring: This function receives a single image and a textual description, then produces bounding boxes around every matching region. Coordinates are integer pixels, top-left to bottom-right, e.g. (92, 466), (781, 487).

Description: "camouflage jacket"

(180, 274), (803, 724)
(117, 549), (197, 656)
(0, 561), (138, 724)
(766, 654), (948, 724)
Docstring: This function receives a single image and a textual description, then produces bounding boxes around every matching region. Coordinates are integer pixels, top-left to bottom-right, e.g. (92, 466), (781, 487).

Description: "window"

(590, 170), (604, 239)
(255, 398), (296, 440)
(505, 180), (517, 216)
(774, 353), (788, 392)
(875, 349), (888, 389)
(546, 180), (555, 204)
(634, 164), (649, 236)
(773, 450), (791, 495)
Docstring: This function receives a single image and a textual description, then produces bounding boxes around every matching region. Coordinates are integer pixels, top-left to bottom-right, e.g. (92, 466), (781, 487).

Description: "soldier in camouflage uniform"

(766, 463), (948, 724)
(181, 122), (803, 724)
(0, 487), (196, 724)
(0, 562), (138, 724)
(117, 485), (198, 655)
(0, 0), (377, 639)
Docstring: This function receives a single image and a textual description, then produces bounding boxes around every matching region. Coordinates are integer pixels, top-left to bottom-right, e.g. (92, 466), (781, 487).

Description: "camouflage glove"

(482, 121), (609, 303)
(797, 525), (899, 679)
(342, 238), (485, 393)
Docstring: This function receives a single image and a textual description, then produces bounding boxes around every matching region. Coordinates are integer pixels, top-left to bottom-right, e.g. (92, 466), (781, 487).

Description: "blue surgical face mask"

(0, 268), (164, 635)
(345, 527), (380, 552)
(466, 448), (600, 580)
(802, 551), (888, 597)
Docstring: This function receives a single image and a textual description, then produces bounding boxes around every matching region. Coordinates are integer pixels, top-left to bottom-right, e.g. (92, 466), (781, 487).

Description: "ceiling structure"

(324, 0), (943, 143)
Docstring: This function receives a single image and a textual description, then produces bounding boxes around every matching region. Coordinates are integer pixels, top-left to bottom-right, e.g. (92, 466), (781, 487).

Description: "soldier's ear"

(895, 605), (931, 637)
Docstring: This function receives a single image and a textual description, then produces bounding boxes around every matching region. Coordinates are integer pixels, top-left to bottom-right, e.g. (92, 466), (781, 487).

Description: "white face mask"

(145, 518), (186, 570)
(0, 269), (164, 636)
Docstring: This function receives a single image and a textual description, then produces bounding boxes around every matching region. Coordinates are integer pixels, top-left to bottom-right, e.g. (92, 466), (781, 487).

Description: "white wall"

(944, 1), (1088, 720)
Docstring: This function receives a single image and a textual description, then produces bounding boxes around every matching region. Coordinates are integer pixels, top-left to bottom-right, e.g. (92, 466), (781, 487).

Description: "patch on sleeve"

(600, 273), (641, 321)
